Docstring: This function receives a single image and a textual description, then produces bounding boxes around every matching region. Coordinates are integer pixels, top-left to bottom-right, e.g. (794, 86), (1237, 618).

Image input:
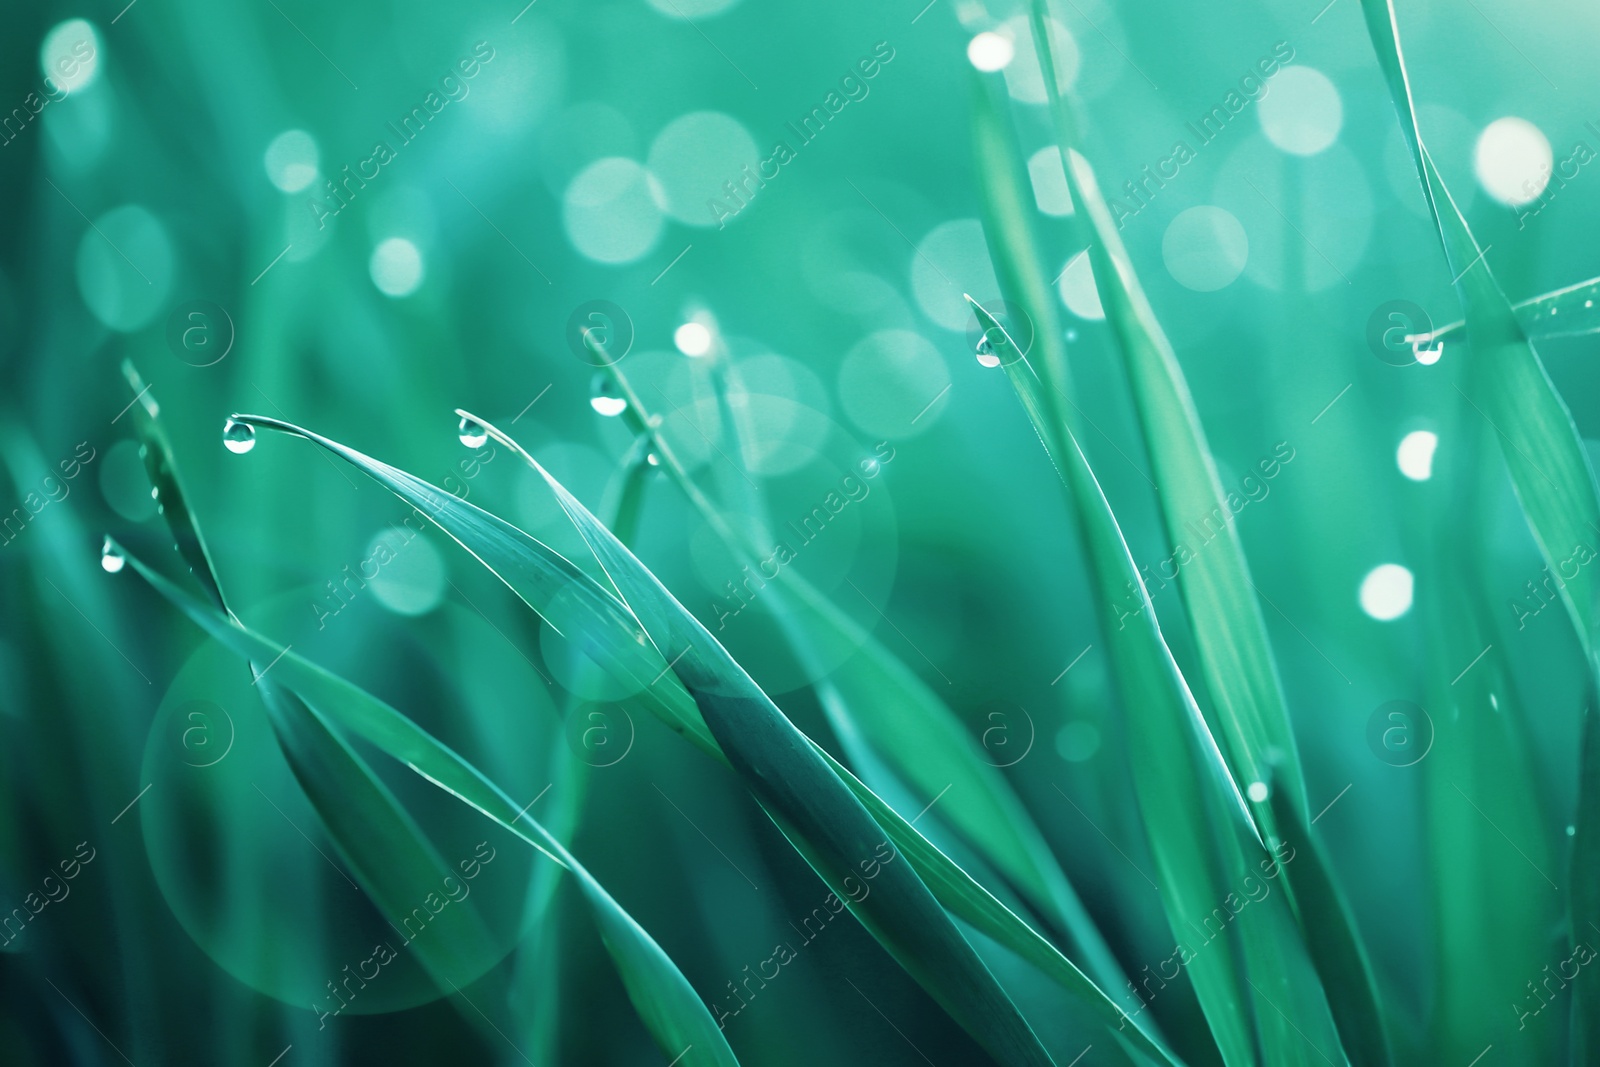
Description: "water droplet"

(646, 451), (661, 467)
(975, 336), (1001, 368)
(100, 536), (126, 574)
(1246, 781), (1269, 803)
(458, 416), (488, 448)
(590, 375), (627, 418)
(150, 486), (159, 500)
(1413, 339), (1443, 366)
(222, 419), (257, 454)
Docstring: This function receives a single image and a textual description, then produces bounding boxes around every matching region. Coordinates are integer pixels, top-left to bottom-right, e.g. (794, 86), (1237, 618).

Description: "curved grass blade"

(1357, 3), (1600, 1059)
(1011, 14), (1390, 1060)
(590, 348), (1131, 1002)
(471, 414), (1061, 1067)
(969, 299), (1348, 1067)
(1427, 273), (1600, 346)
(225, 410), (1180, 1065)
(111, 544), (741, 1067)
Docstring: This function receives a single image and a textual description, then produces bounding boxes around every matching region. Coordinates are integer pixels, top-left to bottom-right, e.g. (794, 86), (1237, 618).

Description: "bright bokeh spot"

(76, 205), (175, 331)
(674, 321), (713, 356)
(263, 130), (319, 193)
(911, 219), (1000, 330)
(1258, 67), (1343, 156)
(40, 19), (101, 93)
(1027, 147), (1074, 216)
(647, 111), (760, 227)
(1057, 251), (1104, 320)
(1246, 781), (1269, 803)
(1055, 721), (1101, 762)
(1360, 563), (1414, 621)
(365, 527), (446, 616)
(1474, 117), (1552, 206)
(837, 329), (950, 439)
(369, 237), (424, 297)
(563, 157), (663, 263)
(1163, 206), (1249, 292)
(1397, 430), (1438, 481)
(967, 32), (1014, 73)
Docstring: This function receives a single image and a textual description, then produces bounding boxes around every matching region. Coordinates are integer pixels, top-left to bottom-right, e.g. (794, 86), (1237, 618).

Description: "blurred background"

(2, 0), (1597, 1063)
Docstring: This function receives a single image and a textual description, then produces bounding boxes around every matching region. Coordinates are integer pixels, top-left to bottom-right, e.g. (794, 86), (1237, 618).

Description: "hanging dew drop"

(1413, 338), (1443, 366)
(590, 375), (627, 417)
(646, 451), (661, 467)
(975, 335), (1001, 369)
(458, 416), (488, 448)
(222, 419), (257, 454)
(100, 536), (126, 574)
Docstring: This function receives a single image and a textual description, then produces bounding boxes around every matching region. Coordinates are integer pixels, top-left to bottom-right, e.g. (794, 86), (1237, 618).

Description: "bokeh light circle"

(75, 205), (175, 331)
(562, 158), (664, 263)
(838, 329), (951, 439)
(647, 112), (760, 227)
(1474, 117), (1552, 206)
(1162, 206), (1249, 292)
(40, 19), (101, 94)
(364, 527), (446, 616)
(1257, 67), (1343, 156)
(264, 130), (319, 193)
(369, 237), (424, 297)
(1359, 563), (1414, 621)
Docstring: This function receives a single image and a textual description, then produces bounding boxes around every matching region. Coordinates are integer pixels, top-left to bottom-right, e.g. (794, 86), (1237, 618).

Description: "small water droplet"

(975, 336), (1001, 369)
(1568, 824), (1577, 836)
(150, 486), (159, 500)
(458, 416), (488, 448)
(222, 419), (257, 454)
(646, 452), (661, 467)
(1413, 339), (1443, 366)
(100, 536), (126, 574)
(590, 375), (627, 417)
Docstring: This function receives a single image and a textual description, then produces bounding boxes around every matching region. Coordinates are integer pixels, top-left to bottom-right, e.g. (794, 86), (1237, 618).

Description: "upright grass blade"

(969, 299), (1348, 1067)
(1004, 13), (1391, 1062)
(591, 347), (1132, 1003)
(223, 410), (1182, 1065)
(1357, 2), (1600, 1059)
(111, 544), (742, 1067)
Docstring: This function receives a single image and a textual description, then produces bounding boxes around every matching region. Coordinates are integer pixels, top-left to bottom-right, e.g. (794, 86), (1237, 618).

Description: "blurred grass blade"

(1012, 14), (1390, 1061)
(1357, 3), (1600, 1059)
(592, 343), (1130, 1001)
(1358, 0), (1600, 652)
(228, 409), (1176, 1063)
(112, 543), (741, 1067)
(1428, 273), (1600, 345)
(472, 412), (1061, 1067)
(969, 300), (1348, 1067)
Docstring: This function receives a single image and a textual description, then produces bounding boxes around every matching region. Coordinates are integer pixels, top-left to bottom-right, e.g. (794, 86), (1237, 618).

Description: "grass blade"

(968, 299), (1347, 1067)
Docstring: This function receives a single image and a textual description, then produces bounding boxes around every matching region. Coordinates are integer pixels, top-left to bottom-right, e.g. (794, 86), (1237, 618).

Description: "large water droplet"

(1413, 339), (1443, 366)
(222, 419), (256, 454)
(458, 416), (488, 448)
(100, 536), (126, 574)
(590, 375), (627, 417)
(975, 335), (1001, 368)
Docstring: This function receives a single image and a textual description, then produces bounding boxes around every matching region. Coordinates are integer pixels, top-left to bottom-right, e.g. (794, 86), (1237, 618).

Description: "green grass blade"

(969, 300), (1348, 1067)
(1357, 4), (1600, 1059)
(111, 544), (741, 1067)
(592, 345), (1130, 1003)
(1010, 15), (1390, 1060)
(1428, 273), (1600, 346)
(224, 409), (1176, 1063)
(480, 415), (1061, 1067)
